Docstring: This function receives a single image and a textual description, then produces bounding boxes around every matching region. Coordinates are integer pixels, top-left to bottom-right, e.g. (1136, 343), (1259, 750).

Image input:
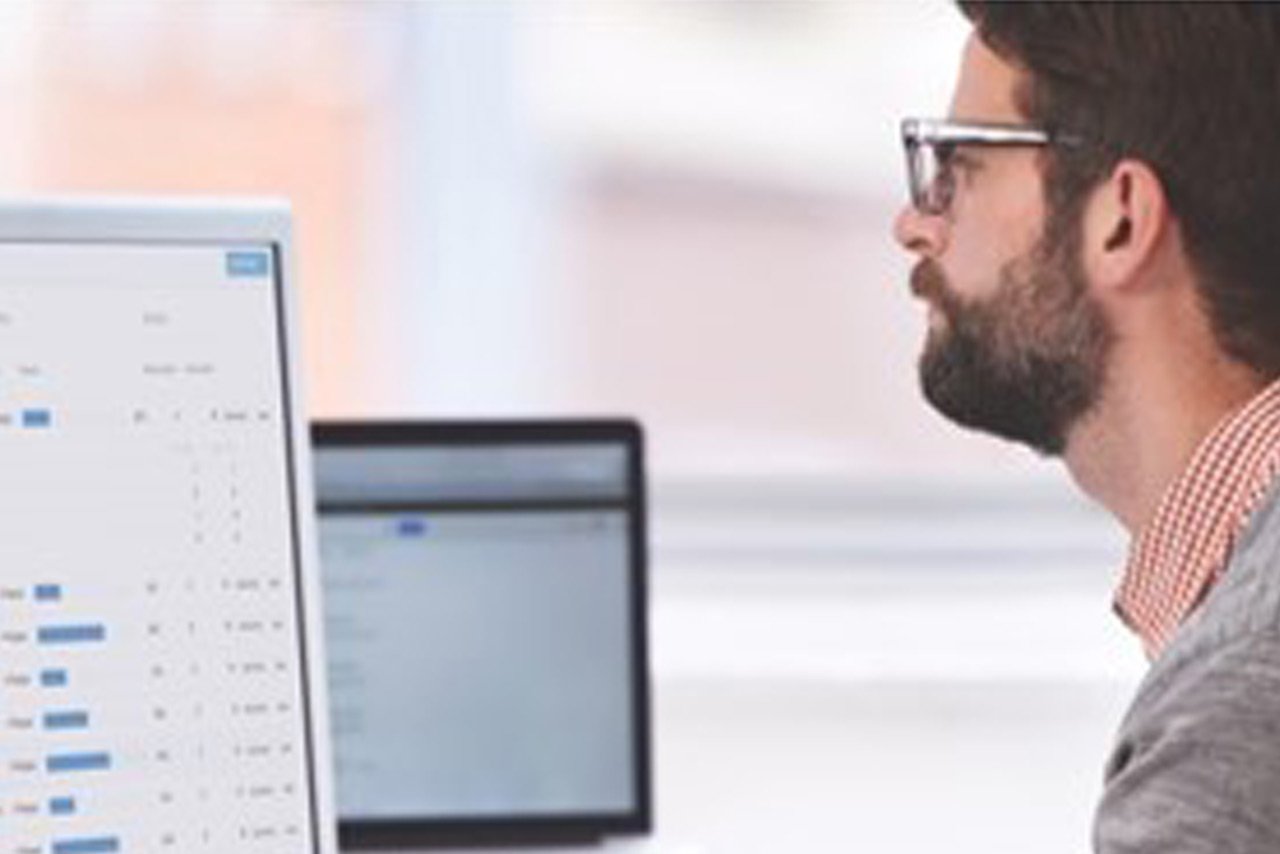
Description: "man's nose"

(893, 203), (948, 258)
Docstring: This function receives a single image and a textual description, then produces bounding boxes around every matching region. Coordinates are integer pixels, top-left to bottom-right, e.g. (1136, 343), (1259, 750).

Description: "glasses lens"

(906, 140), (926, 211)
(916, 142), (954, 215)
(902, 120), (957, 215)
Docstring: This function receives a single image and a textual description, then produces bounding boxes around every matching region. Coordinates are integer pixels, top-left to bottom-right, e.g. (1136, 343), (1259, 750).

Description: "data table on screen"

(0, 243), (317, 853)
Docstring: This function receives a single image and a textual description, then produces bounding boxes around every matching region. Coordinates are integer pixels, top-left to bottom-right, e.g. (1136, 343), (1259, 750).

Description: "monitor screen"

(312, 421), (651, 848)
(0, 208), (334, 854)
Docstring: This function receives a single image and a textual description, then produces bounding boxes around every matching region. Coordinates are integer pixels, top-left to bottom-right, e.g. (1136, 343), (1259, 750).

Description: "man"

(893, 3), (1280, 852)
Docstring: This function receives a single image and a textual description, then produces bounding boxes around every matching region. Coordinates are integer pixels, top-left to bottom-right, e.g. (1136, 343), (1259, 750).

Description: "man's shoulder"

(1097, 627), (1280, 853)
(1130, 622), (1280, 728)
(1094, 487), (1280, 852)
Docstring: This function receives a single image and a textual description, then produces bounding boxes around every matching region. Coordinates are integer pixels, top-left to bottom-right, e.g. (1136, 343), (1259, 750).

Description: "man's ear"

(1081, 158), (1169, 295)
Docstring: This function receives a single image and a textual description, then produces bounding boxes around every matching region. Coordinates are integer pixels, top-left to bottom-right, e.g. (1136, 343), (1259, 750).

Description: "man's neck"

(1063, 352), (1264, 536)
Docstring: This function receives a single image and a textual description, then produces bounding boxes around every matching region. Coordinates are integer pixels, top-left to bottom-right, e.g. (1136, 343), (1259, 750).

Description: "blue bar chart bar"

(21, 408), (52, 428)
(43, 710), (89, 731)
(46, 752), (111, 773)
(49, 796), (77, 816)
(34, 583), (62, 602)
(40, 668), (69, 687)
(38, 624), (106, 645)
(52, 837), (119, 854)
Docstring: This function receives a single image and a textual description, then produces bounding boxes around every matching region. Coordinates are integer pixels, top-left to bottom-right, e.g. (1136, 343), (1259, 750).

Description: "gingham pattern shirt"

(1117, 377), (1280, 660)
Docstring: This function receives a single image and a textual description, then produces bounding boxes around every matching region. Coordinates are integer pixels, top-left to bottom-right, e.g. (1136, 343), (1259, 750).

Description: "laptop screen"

(0, 203), (334, 854)
(312, 421), (651, 847)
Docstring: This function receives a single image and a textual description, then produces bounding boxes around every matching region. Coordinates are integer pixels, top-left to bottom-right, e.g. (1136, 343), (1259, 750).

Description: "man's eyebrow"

(948, 147), (984, 168)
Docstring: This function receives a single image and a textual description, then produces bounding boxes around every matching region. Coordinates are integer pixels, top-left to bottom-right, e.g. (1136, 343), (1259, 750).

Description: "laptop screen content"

(312, 422), (650, 846)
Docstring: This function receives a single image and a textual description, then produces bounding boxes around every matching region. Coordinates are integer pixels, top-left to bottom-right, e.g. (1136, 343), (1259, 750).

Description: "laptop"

(311, 419), (652, 849)
(0, 199), (337, 854)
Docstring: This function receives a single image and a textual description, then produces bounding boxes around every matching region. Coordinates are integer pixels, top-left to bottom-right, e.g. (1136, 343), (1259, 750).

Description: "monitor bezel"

(0, 197), (339, 854)
(311, 418), (653, 849)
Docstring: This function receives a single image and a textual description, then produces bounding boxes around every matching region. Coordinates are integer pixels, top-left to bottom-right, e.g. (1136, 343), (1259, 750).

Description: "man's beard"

(912, 220), (1113, 457)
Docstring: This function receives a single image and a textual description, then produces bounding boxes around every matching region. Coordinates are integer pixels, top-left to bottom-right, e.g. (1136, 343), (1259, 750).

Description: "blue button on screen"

(226, 251), (270, 278)
(397, 518), (428, 538)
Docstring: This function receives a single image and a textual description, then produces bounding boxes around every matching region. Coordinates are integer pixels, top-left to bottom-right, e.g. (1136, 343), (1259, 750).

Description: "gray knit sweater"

(1094, 485), (1280, 852)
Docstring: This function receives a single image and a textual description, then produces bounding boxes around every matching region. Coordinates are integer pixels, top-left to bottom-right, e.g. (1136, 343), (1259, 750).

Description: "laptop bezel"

(311, 418), (653, 849)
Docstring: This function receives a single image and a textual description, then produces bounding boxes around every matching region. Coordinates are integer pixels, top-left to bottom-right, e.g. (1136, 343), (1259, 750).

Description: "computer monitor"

(0, 199), (337, 854)
(311, 420), (652, 848)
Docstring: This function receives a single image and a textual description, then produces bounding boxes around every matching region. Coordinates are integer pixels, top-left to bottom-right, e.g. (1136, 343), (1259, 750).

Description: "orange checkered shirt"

(1117, 377), (1280, 660)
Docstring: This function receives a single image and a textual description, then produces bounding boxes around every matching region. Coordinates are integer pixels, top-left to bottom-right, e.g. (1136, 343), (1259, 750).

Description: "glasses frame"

(900, 117), (1081, 216)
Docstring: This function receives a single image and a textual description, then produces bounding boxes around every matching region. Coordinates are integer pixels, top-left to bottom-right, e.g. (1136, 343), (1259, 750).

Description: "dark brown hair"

(960, 1), (1280, 376)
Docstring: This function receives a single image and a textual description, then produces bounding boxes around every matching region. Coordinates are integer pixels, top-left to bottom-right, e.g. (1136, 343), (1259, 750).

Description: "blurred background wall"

(2, 2), (1146, 852)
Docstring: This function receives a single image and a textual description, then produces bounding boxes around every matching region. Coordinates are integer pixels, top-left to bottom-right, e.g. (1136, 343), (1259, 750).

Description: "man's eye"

(949, 150), (982, 175)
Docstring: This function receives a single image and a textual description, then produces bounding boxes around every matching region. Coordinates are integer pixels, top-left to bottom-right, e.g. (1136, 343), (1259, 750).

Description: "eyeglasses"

(901, 118), (1081, 216)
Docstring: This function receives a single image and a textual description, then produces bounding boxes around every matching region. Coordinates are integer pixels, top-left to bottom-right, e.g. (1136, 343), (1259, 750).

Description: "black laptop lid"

(311, 420), (651, 848)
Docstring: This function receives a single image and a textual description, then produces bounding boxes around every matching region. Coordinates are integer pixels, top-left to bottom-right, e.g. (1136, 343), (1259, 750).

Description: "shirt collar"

(1116, 377), (1280, 659)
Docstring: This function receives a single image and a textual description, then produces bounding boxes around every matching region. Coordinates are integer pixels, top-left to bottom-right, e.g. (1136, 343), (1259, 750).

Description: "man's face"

(893, 34), (1112, 456)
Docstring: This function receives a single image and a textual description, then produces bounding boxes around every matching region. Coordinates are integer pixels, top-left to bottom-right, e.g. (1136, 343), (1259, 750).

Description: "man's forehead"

(948, 32), (1026, 123)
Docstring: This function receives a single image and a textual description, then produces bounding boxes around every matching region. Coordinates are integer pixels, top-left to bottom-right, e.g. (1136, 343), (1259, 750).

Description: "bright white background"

(0, 2), (1147, 851)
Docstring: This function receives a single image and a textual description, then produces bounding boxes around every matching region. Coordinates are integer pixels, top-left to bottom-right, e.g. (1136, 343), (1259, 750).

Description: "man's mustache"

(911, 260), (949, 303)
